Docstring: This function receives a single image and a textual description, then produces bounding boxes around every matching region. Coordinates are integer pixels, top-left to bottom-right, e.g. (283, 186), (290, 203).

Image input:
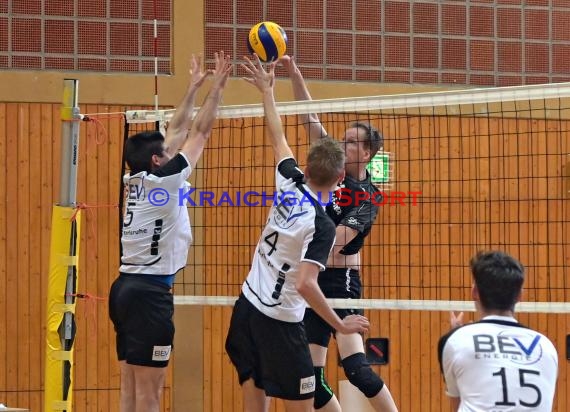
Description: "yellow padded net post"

(45, 79), (82, 412)
(44, 206), (81, 411)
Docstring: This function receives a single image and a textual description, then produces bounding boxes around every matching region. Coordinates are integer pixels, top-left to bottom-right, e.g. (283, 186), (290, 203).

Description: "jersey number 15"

(493, 367), (542, 408)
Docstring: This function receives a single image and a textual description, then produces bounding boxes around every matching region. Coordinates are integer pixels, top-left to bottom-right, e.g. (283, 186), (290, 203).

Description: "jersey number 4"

(264, 231), (278, 256)
(493, 367), (542, 408)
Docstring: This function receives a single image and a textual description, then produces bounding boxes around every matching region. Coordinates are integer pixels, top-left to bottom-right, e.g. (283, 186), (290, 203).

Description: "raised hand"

(450, 311), (464, 329)
(338, 314), (370, 335)
(241, 54), (276, 93)
(278, 54), (298, 76)
(190, 54), (210, 88)
(211, 51), (232, 88)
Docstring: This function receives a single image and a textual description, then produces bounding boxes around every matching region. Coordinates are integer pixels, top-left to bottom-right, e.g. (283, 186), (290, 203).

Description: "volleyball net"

(124, 82), (570, 313)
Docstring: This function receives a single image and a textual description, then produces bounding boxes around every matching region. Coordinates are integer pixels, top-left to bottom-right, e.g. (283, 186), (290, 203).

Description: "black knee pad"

(313, 367), (334, 409)
(341, 353), (384, 398)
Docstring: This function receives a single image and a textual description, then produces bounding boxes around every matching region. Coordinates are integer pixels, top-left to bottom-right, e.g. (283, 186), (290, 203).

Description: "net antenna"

(125, 81), (570, 313)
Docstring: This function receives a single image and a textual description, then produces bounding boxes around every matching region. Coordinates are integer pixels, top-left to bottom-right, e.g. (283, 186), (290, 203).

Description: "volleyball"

(247, 21), (288, 62)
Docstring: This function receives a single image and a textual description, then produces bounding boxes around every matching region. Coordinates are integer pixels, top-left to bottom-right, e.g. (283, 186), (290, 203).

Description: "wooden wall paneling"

(82, 103), (99, 412)
(205, 118), (222, 410)
(520, 117), (536, 335)
(110, 104), (124, 409)
(431, 311), (445, 409)
(384, 117), (406, 406)
(547, 118), (566, 300)
(417, 308), (430, 405)
(0, 103), (7, 402)
(107, 106), (124, 410)
(94, 105), (111, 411)
(202, 120), (219, 410)
(224, 128), (237, 411)
(224, 118), (237, 297)
(448, 117), (467, 271)
(74, 390), (86, 412)
(39, 103), (55, 410)
(412, 114), (428, 406)
(535, 119), (550, 374)
(0, 101), (21, 399)
(203, 306), (213, 412)
(16, 104), (31, 408)
(211, 305), (223, 411)
(436, 116), (451, 302)
(28, 103), (43, 411)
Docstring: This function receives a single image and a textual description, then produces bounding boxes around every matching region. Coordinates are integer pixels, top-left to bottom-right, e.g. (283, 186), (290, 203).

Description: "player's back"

(242, 157), (335, 323)
(438, 316), (558, 412)
(120, 153), (193, 276)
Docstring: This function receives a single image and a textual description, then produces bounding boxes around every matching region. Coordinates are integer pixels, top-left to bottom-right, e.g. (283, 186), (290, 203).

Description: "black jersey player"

(282, 55), (398, 412)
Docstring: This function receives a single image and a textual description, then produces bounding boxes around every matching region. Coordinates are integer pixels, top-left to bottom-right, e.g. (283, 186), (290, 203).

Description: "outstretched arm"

(164, 54), (210, 157)
(241, 54), (293, 163)
(281, 55), (327, 143)
(180, 51), (232, 168)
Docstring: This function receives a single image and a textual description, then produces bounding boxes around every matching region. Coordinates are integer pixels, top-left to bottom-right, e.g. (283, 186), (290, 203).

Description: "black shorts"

(225, 294), (315, 400)
(305, 268), (364, 347)
(108, 273), (174, 367)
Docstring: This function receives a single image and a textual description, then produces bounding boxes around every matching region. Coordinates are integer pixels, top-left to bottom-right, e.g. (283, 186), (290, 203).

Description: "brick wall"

(0, 0), (171, 73)
(205, 0), (570, 86)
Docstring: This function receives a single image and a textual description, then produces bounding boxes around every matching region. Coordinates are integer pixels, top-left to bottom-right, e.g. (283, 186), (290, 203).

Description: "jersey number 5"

(123, 202), (135, 227)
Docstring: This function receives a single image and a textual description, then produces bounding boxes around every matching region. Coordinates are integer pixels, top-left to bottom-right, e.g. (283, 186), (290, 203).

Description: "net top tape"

(126, 82), (570, 123)
(173, 296), (570, 313)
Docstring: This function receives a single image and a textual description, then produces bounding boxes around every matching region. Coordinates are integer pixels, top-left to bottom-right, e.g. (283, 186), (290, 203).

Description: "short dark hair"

(470, 251), (525, 312)
(124, 131), (165, 174)
(306, 137), (345, 187)
(350, 121), (383, 158)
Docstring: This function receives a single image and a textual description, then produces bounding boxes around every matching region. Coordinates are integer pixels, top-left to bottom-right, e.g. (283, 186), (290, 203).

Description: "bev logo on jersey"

(273, 189), (309, 229)
(473, 330), (544, 365)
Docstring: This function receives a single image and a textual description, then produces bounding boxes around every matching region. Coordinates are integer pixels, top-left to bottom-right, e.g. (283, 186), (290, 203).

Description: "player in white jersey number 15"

(438, 251), (558, 412)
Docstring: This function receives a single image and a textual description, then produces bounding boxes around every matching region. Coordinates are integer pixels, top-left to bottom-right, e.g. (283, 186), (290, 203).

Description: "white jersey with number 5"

(438, 315), (558, 412)
(242, 157), (336, 323)
(120, 153), (193, 276)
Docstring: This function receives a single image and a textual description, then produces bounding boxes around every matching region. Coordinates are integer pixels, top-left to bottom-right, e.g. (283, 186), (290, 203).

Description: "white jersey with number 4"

(120, 153), (193, 276)
(242, 157), (336, 323)
(438, 315), (558, 412)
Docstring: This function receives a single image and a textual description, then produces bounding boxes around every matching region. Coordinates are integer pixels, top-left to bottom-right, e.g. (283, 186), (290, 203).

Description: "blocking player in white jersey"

(108, 52), (231, 412)
(225, 54), (370, 412)
(438, 251), (558, 412)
